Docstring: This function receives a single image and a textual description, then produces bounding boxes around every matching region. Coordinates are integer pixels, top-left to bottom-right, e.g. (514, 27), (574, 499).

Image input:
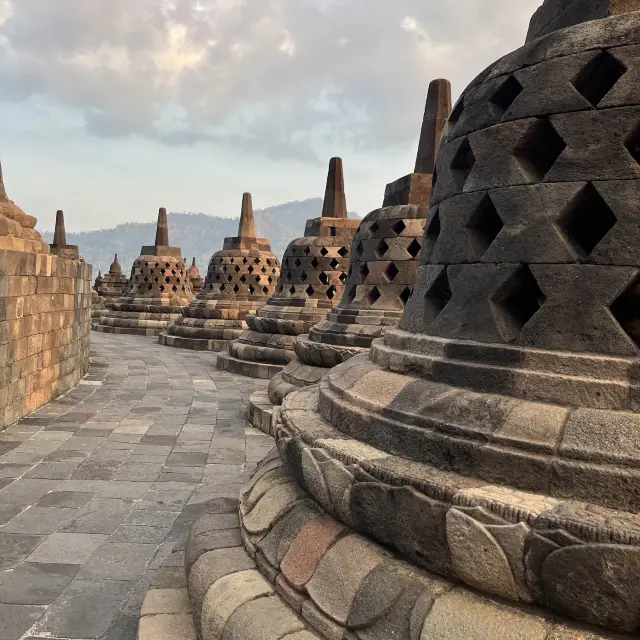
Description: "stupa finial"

(53, 210), (67, 246)
(155, 208), (169, 246)
(0, 160), (6, 200)
(238, 193), (256, 238)
(414, 79), (452, 174)
(321, 157), (347, 219)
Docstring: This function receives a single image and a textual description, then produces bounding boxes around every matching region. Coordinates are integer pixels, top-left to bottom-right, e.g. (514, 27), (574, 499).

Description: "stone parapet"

(0, 250), (92, 428)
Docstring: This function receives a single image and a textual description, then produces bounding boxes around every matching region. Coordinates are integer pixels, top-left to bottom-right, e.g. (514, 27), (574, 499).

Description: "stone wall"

(526, 0), (640, 42)
(0, 250), (92, 427)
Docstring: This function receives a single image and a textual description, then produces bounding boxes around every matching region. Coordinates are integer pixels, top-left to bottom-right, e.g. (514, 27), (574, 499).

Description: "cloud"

(0, 0), (540, 160)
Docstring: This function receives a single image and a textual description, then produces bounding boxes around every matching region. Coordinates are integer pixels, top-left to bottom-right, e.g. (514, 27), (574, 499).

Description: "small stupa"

(96, 254), (128, 303)
(216, 158), (361, 378)
(263, 79), (451, 406)
(49, 210), (80, 260)
(93, 208), (194, 335)
(159, 193), (280, 351)
(187, 257), (203, 295)
(93, 270), (103, 292)
(0, 161), (49, 254)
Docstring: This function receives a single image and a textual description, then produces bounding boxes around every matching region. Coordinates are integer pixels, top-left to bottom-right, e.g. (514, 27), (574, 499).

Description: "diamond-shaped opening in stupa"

(467, 193), (504, 255)
(425, 268), (453, 322)
(572, 50), (626, 107)
(490, 75), (523, 114)
(513, 118), (566, 181)
(385, 263), (400, 281)
(557, 183), (617, 257)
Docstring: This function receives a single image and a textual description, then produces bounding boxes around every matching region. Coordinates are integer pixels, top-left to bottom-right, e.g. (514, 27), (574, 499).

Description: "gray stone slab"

(0, 603), (45, 640)
(31, 577), (133, 639)
(0, 478), (59, 504)
(0, 533), (45, 569)
(26, 533), (108, 564)
(0, 562), (79, 605)
(37, 491), (93, 508)
(59, 498), (135, 534)
(2, 506), (77, 534)
(78, 542), (157, 580)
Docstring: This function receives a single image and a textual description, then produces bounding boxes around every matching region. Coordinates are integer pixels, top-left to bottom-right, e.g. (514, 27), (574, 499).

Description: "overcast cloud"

(0, 0), (541, 230)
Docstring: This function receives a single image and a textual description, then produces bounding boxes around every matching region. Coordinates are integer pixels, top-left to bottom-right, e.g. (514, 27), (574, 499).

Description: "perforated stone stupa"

(263, 79), (451, 406)
(187, 257), (203, 295)
(95, 254), (128, 302)
(228, 4), (640, 639)
(159, 193), (280, 351)
(216, 158), (361, 378)
(93, 208), (194, 336)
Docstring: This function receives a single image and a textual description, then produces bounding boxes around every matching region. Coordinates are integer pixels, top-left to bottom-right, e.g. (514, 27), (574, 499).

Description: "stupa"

(187, 257), (203, 295)
(184, 3), (640, 639)
(95, 253), (128, 303)
(262, 79), (451, 411)
(159, 193), (280, 351)
(93, 208), (194, 335)
(49, 210), (80, 260)
(216, 158), (361, 378)
(0, 161), (49, 254)
(93, 271), (102, 292)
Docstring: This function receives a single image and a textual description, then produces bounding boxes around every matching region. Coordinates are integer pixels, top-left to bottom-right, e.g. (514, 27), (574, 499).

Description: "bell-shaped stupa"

(187, 257), (203, 295)
(263, 79), (451, 408)
(93, 270), (103, 292)
(216, 158), (361, 378)
(159, 193), (280, 350)
(0, 161), (49, 254)
(217, 4), (640, 639)
(95, 254), (128, 303)
(93, 208), (194, 335)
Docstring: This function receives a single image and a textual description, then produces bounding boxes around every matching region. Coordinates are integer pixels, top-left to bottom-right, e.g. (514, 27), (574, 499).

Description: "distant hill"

(42, 198), (359, 277)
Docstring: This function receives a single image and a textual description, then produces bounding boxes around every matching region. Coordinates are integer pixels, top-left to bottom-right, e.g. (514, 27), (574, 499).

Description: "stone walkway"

(0, 333), (274, 640)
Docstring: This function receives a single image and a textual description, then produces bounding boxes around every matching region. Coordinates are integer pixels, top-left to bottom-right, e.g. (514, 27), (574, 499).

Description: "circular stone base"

(216, 352), (285, 379)
(158, 331), (229, 352)
(92, 323), (163, 337)
(181, 450), (625, 640)
(247, 390), (275, 435)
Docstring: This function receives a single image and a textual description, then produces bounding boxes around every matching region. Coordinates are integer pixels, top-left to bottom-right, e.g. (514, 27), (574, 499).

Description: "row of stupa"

(92, 76), (452, 402)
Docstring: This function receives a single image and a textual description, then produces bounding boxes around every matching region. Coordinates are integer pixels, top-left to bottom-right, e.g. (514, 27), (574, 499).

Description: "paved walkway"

(0, 333), (274, 640)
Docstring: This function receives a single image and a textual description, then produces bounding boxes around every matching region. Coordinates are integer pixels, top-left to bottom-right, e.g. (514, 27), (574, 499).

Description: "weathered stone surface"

(541, 544), (640, 631)
(446, 508), (519, 600)
(242, 482), (306, 535)
(306, 535), (388, 625)
(138, 613), (196, 640)
(223, 595), (305, 639)
(281, 516), (346, 590)
(188, 547), (254, 619)
(419, 589), (550, 639)
(200, 569), (273, 640)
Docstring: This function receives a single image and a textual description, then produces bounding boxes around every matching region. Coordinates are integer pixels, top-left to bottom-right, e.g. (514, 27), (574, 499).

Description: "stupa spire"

(238, 193), (256, 238)
(53, 210), (67, 246)
(191, 257), (197, 268)
(0, 160), (6, 200)
(414, 78), (452, 174)
(321, 157), (347, 219)
(155, 208), (169, 246)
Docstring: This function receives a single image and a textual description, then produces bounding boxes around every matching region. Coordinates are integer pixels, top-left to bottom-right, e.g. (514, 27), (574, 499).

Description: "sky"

(0, 0), (541, 232)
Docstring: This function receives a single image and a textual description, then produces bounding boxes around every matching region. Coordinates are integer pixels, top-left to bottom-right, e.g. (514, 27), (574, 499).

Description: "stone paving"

(0, 332), (274, 640)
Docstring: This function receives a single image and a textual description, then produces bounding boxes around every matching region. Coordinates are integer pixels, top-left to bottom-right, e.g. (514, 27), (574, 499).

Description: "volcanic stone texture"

(160, 194), (280, 351)
(527, 0), (640, 42)
(216, 159), (360, 378)
(257, 9), (640, 639)
(93, 209), (194, 337)
(0, 250), (92, 427)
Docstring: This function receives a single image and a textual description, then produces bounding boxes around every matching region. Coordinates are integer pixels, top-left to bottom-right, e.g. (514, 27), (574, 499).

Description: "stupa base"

(216, 352), (286, 379)
(183, 449), (627, 640)
(92, 323), (167, 337)
(247, 390), (276, 435)
(158, 331), (229, 352)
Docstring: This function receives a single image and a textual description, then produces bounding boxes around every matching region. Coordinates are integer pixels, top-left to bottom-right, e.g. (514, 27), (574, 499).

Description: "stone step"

(158, 331), (228, 352)
(247, 390), (275, 435)
(217, 352), (285, 380)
